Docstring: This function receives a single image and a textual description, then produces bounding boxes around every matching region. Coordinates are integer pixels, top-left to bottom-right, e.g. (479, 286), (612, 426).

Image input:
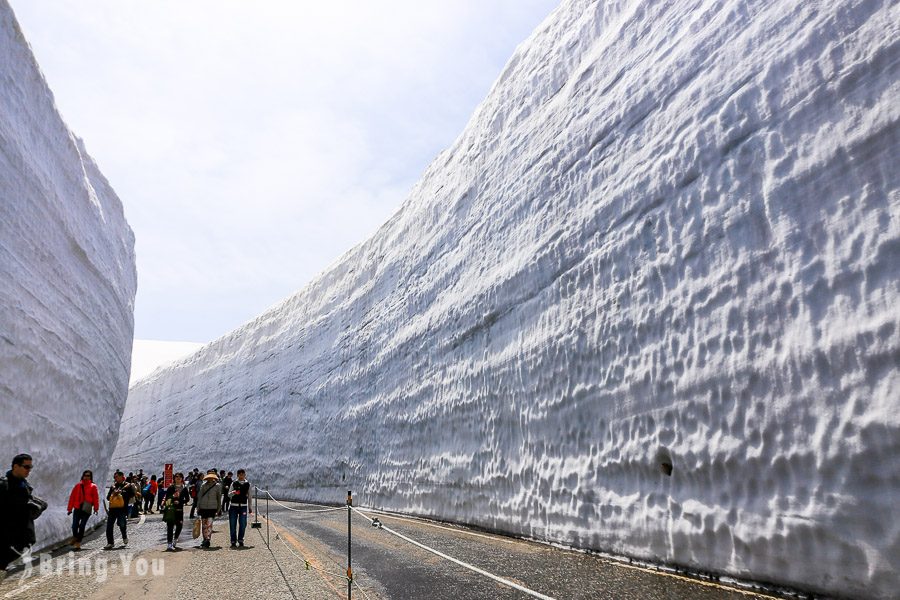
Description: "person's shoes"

(230, 542), (236, 548)
(201, 540), (210, 548)
(72, 540), (81, 550)
(166, 543), (174, 551)
(122, 537), (128, 546)
(103, 544), (114, 550)
(238, 541), (244, 547)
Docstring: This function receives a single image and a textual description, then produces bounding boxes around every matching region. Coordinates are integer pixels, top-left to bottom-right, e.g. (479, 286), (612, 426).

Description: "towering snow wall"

(1, 1), (137, 546)
(115, 0), (898, 596)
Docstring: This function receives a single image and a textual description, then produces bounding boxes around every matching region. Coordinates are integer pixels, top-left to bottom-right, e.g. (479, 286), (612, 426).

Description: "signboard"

(164, 463), (174, 488)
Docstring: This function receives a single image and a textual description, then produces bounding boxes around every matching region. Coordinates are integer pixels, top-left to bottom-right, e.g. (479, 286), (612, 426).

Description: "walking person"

(105, 471), (133, 549)
(221, 471), (233, 512)
(228, 469), (252, 548)
(0, 454), (47, 575)
(143, 475), (158, 514)
(66, 470), (99, 549)
(125, 476), (139, 518)
(196, 470), (223, 548)
(188, 472), (200, 519)
(156, 473), (167, 511)
(162, 472), (191, 551)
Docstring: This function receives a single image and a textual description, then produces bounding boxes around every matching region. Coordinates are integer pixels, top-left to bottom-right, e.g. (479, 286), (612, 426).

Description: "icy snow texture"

(0, 1), (137, 547)
(116, 0), (899, 597)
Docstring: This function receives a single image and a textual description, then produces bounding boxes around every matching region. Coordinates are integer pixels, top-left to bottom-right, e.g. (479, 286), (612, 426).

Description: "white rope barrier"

(354, 507), (519, 544)
(351, 507), (556, 600)
(267, 512), (376, 600)
(254, 487), (344, 513)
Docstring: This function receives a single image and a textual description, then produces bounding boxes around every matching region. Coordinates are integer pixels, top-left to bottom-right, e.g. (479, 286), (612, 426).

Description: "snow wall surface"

(115, 0), (899, 597)
(0, 1), (137, 547)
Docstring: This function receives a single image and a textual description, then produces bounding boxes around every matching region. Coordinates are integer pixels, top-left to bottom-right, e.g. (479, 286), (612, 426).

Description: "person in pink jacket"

(67, 470), (99, 549)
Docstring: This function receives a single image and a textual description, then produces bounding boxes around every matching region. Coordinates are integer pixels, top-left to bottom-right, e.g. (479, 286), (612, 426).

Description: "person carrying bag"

(66, 470), (99, 549)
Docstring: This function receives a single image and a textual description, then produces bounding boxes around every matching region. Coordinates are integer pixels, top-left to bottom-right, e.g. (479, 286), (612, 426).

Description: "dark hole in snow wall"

(655, 447), (673, 476)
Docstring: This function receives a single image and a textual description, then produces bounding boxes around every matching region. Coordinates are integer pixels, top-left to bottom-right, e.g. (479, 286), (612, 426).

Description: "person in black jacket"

(104, 471), (134, 549)
(163, 472), (191, 551)
(227, 469), (253, 548)
(221, 472), (233, 512)
(0, 454), (41, 572)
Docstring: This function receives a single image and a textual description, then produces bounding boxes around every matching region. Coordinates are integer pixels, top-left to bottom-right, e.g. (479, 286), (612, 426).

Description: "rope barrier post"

(266, 488), (270, 549)
(347, 490), (352, 600)
(252, 485), (261, 528)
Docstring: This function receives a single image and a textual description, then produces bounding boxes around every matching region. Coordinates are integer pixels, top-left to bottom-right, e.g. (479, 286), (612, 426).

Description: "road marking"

(603, 559), (784, 599)
(354, 508), (518, 544)
(265, 517), (345, 599)
(361, 508), (785, 599)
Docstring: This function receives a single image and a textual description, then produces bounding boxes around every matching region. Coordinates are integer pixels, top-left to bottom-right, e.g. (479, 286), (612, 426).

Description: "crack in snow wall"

(0, 1), (137, 548)
(114, 0), (899, 597)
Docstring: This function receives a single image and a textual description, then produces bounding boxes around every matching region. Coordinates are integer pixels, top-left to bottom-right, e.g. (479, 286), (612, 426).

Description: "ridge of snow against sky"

(10, 0), (561, 347)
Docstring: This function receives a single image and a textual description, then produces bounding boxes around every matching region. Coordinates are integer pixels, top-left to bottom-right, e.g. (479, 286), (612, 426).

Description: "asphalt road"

(260, 498), (792, 600)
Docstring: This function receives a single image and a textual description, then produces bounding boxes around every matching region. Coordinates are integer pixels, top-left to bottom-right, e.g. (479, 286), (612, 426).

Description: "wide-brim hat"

(203, 473), (219, 480)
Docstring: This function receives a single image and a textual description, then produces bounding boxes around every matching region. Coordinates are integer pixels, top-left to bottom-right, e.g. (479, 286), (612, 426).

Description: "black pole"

(266, 489), (270, 549)
(347, 490), (352, 600)
(254, 487), (259, 525)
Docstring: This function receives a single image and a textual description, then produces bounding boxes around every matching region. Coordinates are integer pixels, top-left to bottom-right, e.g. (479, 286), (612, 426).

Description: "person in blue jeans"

(228, 469), (252, 547)
(104, 471), (133, 549)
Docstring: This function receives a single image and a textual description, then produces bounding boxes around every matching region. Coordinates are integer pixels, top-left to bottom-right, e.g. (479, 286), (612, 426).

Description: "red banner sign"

(164, 463), (174, 488)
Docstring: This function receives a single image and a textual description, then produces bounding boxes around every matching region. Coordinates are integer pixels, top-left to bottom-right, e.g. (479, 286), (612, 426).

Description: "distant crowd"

(0, 453), (254, 579)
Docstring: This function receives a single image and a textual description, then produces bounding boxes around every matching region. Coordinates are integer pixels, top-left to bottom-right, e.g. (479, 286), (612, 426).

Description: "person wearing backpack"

(162, 472), (191, 551)
(105, 471), (134, 549)
(196, 470), (223, 548)
(66, 469), (99, 549)
(0, 454), (47, 573)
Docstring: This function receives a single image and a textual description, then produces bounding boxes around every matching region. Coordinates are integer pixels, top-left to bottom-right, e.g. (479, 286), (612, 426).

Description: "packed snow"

(115, 0), (898, 597)
(0, 1), (137, 548)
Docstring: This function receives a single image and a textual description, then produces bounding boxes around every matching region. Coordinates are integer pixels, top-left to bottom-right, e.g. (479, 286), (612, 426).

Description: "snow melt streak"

(117, 1), (899, 598)
(1, 1), (136, 546)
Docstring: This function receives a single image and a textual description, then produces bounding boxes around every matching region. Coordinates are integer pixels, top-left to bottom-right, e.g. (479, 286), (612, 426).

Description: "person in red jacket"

(67, 470), (99, 549)
(143, 475), (159, 514)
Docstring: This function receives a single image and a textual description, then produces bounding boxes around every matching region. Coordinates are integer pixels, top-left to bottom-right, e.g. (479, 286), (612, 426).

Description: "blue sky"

(11, 0), (560, 344)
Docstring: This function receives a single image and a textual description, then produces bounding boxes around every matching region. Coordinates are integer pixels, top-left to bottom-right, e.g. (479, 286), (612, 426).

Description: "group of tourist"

(95, 466), (253, 551)
(0, 453), (255, 579)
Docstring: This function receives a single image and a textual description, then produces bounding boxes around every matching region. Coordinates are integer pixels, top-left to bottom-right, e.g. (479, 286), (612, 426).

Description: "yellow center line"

(604, 559), (784, 599)
(267, 516), (345, 599)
